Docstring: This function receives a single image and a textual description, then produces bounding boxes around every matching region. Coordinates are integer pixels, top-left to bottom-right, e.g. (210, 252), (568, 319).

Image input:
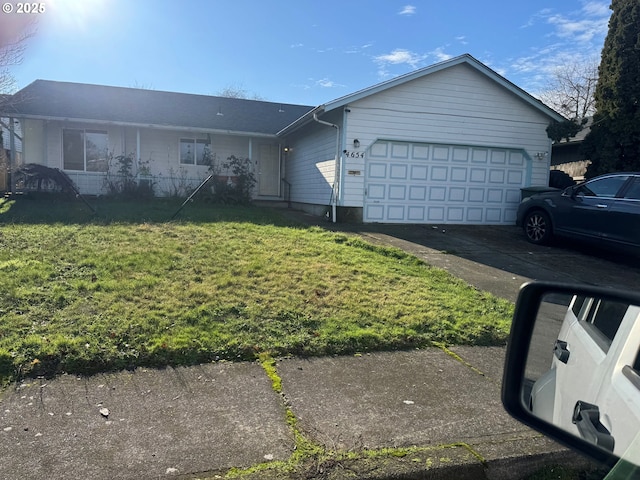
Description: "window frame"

(575, 297), (628, 353)
(575, 175), (630, 198)
(179, 138), (211, 166)
(62, 128), (109, 172)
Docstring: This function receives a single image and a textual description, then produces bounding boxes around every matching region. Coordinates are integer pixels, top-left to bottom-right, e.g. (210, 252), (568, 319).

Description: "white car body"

(531, 296), (640, 461)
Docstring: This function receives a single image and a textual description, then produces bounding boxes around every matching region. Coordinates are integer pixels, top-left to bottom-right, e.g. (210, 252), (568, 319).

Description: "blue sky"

(2, 0), (611, 106)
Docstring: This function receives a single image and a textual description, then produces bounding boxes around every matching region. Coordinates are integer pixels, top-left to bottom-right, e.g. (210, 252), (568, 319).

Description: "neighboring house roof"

(278, 53), (565, 136)
(1, 80), (314, 137)
(553, 116), (593, 147)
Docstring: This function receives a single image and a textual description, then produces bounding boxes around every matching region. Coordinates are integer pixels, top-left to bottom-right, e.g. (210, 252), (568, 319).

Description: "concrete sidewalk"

(2, 210), (626, 480)
(0, 348), (586, 480)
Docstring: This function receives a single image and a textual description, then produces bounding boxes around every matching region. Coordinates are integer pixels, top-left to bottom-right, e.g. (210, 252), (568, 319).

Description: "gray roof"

(2, 80), (314, 136)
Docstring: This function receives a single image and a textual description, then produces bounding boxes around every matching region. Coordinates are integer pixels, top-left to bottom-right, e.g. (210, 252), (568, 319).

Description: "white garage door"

(363, 141), (526, 224)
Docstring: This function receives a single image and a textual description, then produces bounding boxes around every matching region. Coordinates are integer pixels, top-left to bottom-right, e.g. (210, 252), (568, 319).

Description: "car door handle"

(595, 204), (608, 209)
(572, 401), (615, 452)
(553, 340), (570, 363)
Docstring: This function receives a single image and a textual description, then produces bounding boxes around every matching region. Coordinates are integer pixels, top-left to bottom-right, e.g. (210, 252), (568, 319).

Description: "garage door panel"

(451, 167), (468, 182)
(412, 145), (429, 160)
(407, 206), (426, 221)
(470, 169), (486, 183)
(431, 166), (448, 181)
(452, 148), (469, 162)
(388, 185), (407, 200)
(429, 187), (446, 201)
(507, 170), (523, 185)
(447, 207), (465, 222)
(467, 208), (483, 222)
(505, 189), (521, 203)
(391, 143), (410, 159)
(389, 164), (408, 179)
(487, 189), (504, 203)
(472, 149), (488, 163)
(364, 204), (385, 221)
(368, 184), (386, 199)
(433, 146), (450, 161)
(364, 140), (527, 224)
(428, 207), (445, 221)
(489, 169), (505, 183)
(468, 188), (485, 202)
(409, 186), (427, 201)
(387, 205), (406, 221)
(410, 165), (428, 180)
(368, 163), (387, 178)
(490, 150), (507, 164)
(370, 143), (389, 158)
(486, 208), (502, 222)
(449, 187), (465, 201)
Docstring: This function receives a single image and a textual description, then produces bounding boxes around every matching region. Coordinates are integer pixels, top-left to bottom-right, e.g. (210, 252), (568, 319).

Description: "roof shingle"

(3, 80), (314, 135)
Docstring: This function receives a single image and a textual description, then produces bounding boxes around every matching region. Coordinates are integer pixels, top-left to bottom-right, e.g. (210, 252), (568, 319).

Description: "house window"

(180, 139), (211, 165)
(63, 129), (108, 172)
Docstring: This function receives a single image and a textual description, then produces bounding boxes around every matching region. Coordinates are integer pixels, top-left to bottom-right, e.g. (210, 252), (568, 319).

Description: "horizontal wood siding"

(284, 112), (341, 206)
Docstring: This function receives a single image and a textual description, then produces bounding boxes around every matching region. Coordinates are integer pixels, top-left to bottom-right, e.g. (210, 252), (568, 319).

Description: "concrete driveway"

(327, 222), (640, 303)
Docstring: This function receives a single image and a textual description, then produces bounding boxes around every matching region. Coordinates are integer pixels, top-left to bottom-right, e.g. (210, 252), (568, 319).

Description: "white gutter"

(313, 112), (340, 223)
(2, 114), (278, 138)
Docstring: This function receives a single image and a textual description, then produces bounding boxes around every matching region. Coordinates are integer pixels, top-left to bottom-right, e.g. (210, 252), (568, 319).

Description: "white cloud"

(317, 78), (343, 88)
(504, 0), (610, 94)
(398, 5), (416, 16)
(430, 48), (453, 62)
(345, 43), (375, 54)
(374, 49), (426, 68)
(541, 1), (610, 43)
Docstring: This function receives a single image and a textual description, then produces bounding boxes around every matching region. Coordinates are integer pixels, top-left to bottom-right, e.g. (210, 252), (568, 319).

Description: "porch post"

(9, 117), (15, 194)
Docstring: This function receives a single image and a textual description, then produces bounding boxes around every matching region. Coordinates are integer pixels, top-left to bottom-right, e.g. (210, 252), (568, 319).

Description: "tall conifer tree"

(582, 0), (640, 177)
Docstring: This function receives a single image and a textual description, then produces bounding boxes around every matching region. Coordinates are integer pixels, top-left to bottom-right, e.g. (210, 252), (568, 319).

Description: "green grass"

(0, 195), (513, 382)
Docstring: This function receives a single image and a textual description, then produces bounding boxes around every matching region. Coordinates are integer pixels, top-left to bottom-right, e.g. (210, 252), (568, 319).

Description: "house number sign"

(344, 151), (365, 158)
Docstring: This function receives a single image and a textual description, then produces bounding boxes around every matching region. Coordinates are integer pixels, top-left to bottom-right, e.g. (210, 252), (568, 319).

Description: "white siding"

(22, 119), (43, 165)
(342, 63), (553, 206)
(284, 113), (340, 206)
(26, 120), (278, 197)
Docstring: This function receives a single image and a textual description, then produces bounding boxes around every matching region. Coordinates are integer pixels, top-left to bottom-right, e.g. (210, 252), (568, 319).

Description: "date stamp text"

(2, 3), (46, 14)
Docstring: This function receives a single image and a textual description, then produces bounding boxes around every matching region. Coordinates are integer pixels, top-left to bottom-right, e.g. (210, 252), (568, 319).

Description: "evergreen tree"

(582, 0), (640, 177)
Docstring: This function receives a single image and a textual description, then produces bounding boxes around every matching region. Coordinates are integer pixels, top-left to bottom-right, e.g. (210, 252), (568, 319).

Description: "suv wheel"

(524, 210), (552, 244)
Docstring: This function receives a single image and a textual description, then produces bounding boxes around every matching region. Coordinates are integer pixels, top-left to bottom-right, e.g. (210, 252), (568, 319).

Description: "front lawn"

(0, 196), (513, 382)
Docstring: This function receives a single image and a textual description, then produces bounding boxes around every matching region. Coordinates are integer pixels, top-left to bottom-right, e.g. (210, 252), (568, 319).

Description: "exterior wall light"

(534, 152), (548, 161)
(353, 139), (360, 149)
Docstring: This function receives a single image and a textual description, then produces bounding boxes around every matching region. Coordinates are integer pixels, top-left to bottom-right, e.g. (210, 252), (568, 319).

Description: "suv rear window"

(574, 297), (627, 351)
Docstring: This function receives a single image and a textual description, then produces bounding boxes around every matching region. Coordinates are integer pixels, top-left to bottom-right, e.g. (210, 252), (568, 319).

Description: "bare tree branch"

(0, 15), (36, 98)
(537, 59), (599, 121)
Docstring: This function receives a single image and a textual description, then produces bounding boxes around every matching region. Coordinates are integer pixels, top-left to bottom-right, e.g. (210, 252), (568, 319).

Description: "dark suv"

(516, 172), (640, 253)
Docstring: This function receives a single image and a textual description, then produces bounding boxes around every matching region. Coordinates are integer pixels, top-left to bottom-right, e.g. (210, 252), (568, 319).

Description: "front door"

(258, 144), (280, 197)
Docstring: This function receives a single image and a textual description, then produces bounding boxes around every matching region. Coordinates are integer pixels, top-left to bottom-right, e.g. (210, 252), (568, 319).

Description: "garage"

(280, 55), (563, 224)
(363, 140), (527, 224)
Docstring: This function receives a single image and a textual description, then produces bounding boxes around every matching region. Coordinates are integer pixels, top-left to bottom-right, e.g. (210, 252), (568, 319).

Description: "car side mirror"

(502, 282), (640, 473)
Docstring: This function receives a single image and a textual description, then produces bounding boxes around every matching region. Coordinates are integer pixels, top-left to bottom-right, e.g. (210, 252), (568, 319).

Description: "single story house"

(1, 54), (564, 224)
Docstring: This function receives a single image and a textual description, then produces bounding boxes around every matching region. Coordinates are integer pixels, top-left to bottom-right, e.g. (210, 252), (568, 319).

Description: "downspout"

(136, 128), (141, 169)
(313, 112), (340, 223)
